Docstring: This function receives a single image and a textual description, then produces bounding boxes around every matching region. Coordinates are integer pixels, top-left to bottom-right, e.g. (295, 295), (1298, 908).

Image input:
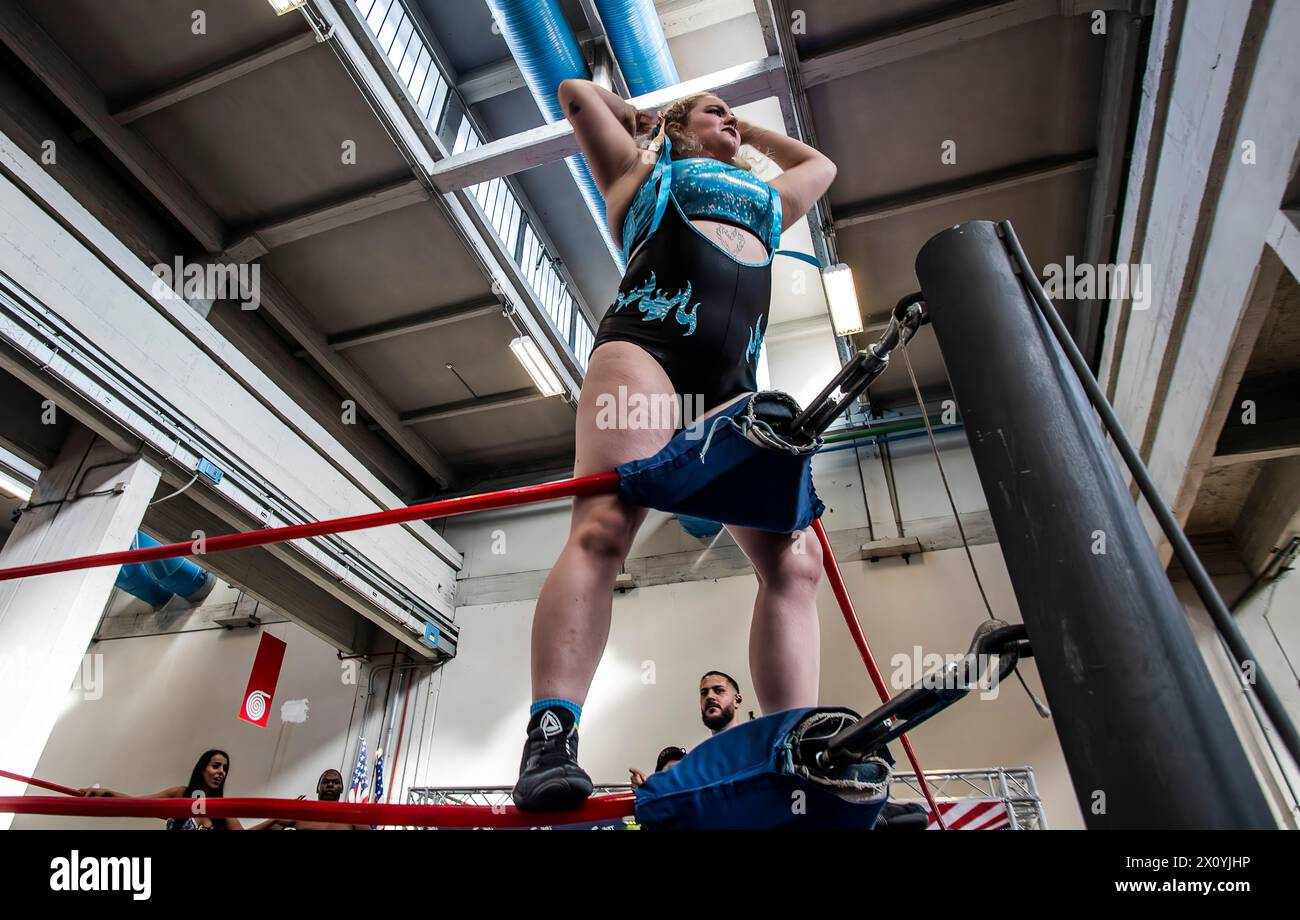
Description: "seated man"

(698, 670), (747, 735)
(629, 670), (748, 787)
(253, 769), (370, 831)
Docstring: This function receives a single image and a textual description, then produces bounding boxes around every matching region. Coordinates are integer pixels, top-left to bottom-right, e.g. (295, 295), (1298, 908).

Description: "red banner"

(238, 632), (286, 727)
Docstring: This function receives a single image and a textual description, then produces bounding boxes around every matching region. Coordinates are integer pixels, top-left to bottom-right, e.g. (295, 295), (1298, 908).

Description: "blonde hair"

(639, 92), (757, 172)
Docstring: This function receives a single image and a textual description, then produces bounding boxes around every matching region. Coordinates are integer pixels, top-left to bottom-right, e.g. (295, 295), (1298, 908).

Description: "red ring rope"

(0, 768), (80, 797)
(0, 768), (634, 827)
(811, 518), (948, 830)
(0, 794), (636, 828)
(0, 472), (620, 582)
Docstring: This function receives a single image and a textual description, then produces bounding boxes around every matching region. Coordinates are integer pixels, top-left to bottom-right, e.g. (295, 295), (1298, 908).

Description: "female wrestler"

(513, 80), (838, 811)
(78, 748), (243, 829)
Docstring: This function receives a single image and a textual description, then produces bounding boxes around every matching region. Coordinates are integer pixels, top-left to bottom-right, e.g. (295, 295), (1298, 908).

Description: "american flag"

(349, 737), (369, 804)
(925, 798), (1011, 830)
(372, 749), (385, 803)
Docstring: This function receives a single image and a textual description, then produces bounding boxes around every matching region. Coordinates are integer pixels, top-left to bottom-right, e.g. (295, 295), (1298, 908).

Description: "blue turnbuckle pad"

(635, 707), (891, 830)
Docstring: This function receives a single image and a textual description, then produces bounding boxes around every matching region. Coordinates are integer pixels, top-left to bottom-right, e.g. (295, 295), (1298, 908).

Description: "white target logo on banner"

(244, 689), (269, 722)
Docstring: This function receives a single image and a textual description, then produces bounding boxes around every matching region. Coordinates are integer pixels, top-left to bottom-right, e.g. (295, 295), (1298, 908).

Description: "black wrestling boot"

(511, 707), (593, 811)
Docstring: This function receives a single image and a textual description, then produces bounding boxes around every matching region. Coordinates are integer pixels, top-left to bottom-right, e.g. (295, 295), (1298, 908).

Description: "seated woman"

(513, 79), (838, 811)
(79, 748), (243, 830)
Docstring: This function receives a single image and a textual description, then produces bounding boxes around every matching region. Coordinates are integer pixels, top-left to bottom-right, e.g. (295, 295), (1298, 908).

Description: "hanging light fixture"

(822, 263), (864, 336)
(266, 0), (307, 16)
(509, 336), (564, 397)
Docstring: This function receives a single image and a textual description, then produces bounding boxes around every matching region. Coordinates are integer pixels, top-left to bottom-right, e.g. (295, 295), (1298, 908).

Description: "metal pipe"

(344, 658), (439, 794)
(817, 425), (964, 455)
(878, 439), (905, 539)
(916, 219), (1276, 828)
(591, 0), (679, 96)
(852, 439), (874, 543)
(485, 0), (624, 269)
(821, 413), (957, 443)
(791, 297), (928, 438)
(997, 219), (1300, 780)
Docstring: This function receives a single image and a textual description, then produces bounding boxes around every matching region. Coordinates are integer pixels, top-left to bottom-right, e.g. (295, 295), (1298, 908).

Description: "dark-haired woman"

(79, 748), (243, 830)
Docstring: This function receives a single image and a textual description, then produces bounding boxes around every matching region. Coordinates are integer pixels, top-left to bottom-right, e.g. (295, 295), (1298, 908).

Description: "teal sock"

(530, 697), (581, 729)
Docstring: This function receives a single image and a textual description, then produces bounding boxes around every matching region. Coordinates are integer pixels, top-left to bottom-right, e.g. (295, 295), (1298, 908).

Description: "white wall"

(14, 604), (362, 830)
(1178, 572), (1300, 829)
(413, 542), (1083, 827)
(766, 320), (846, 414)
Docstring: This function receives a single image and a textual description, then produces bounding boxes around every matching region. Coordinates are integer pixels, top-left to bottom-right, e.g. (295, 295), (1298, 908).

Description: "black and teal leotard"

(591, 132), (783, 414)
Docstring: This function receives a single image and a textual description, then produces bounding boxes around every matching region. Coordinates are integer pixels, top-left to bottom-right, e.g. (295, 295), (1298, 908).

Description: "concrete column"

(1237, 456), (1300, 575)
(0, 425), (159, 828)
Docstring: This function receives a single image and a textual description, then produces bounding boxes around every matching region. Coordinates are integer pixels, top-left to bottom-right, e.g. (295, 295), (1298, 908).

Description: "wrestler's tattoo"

(568, 99), (582, 116)
(714, 224), (746, 256)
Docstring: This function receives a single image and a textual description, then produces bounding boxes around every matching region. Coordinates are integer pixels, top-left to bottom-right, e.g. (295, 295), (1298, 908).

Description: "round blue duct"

(114, 532), (213, 607)
(114, 563), (173, 608)
(487, 0), (589, 124)
(593, 0), (680, 96)
(677, 514), (724, 539)
(487, 0), (625, 270)
(136, 532), (212, 600)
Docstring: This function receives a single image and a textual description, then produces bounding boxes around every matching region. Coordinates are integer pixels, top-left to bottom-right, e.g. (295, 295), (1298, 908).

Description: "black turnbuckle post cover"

(806, 622), (1030, 767)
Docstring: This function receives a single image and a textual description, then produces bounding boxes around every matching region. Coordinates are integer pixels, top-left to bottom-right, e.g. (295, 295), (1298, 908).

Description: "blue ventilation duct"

(137, 532), (213, 600)
(114, 563), (174, 608)
(592, 0), (680, 96)
(677, 514), (724, 540)
(486, 0), (626, 270)
(113, 531), (214, 609)
(488, 0), (589, 122)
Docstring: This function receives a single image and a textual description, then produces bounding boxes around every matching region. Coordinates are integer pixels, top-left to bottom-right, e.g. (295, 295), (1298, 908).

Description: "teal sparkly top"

(620, 132), (782, 265)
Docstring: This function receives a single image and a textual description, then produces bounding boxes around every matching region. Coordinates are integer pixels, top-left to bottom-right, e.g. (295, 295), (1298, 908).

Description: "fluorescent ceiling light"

(509, 336), (564, 397)
(267, 0), (307, 15)
(0, 470), (33, 502)
(822, 263), (864, 336)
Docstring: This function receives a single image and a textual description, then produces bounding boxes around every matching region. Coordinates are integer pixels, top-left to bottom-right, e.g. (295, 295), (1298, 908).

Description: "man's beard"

(702, 705), (733, 731)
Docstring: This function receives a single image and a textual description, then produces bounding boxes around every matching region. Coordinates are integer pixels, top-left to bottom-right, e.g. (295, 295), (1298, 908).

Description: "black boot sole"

(512, 767), (594, 812)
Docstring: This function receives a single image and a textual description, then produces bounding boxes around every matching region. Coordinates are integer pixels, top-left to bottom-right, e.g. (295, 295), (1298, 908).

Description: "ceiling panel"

(342, 311), (534, 411)
(410, 0), (511, 77)
(1187, 462), (1264, 535)
(263, 200), (493, 334)
(809, 15), (1102, 206)
(415, 396), (576, 464)
(791, 0), (977, 59)
(130, 44), (412, 226)
(836, 167), (1091, 401)
(22, 0), (304, 103)
(8, 0), (1137, 484)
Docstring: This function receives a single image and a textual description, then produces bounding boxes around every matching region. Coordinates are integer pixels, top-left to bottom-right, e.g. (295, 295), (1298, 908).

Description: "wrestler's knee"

(571, 501), (639, 561)
(758, 529), (823, 593)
